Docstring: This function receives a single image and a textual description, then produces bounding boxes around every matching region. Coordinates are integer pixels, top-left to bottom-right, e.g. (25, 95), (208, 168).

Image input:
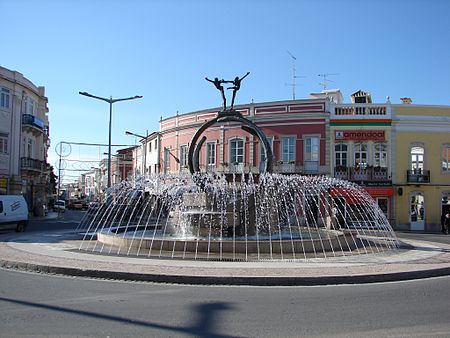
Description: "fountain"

(77, 74), (399, 261)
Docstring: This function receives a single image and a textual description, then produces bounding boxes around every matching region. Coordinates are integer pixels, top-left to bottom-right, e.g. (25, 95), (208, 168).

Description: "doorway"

(410, 192), (425, 231)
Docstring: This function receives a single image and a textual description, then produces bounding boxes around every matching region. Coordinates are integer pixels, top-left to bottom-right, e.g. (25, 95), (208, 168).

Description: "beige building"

(392, 104), (450, 231)
(0, 66), (50, 214)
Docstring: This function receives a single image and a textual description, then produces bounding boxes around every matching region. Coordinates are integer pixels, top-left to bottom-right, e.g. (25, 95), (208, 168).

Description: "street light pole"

(79, 91), (142, 189)
(125, 130), (148, 176)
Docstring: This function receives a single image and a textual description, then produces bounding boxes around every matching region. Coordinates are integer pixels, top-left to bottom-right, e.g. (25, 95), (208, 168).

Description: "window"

(281, 136), (295, 162)
(411, 146), (424, 171)
(206, 142), (216, 166)
(305, 137), (319, 161)
(148, 141), (152, 153)
(179, 145), (188, 168)
(230, 138), (244, 164)
(25, 97), (35, 115)
(0, 88), (10, 109)
(354, 143), (368, 168)
(442, 144), (450, 172)
(374, 143), (387, 167)
(260, 138), (273, 162)
(377, 197), (389, 219)
(27, 138), (33, 158)
(334, 143), (347, 166)
(163, 148), (170, 172)
(0, 133), (8, 154)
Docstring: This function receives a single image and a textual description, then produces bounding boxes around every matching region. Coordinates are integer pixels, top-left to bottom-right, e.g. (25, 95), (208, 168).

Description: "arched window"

(410, 144), (425, 171)
(373, 143), (387, 167)
(354, 143), (368, 168)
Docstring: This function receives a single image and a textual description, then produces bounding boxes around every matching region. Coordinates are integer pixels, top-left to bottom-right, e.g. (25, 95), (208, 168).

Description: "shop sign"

(365, 181), (392, 187)
(335, 130), (385, 141)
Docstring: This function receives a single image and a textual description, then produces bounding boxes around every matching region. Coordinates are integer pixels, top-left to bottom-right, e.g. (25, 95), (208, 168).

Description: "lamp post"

(79, 91), (142, 189)
(125, 130), (148, 176)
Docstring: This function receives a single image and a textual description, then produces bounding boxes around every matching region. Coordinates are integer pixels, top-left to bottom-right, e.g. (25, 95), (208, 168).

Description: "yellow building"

(392, 104), (450, 231)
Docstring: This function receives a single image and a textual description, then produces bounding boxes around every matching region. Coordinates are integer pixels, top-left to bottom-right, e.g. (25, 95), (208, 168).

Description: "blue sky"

(2, 0), (450, 178)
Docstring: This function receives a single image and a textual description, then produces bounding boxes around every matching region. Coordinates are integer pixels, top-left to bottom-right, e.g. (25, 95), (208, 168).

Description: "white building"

(0, 66), (50, 214)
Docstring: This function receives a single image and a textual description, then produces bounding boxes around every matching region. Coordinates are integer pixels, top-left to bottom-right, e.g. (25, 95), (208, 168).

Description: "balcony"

(228, 163), (245, 173)
(407, 169), (430, 184)
(274, 162), (296, 174)
(334, 166), (390, 183)
(22, 114), (45, 135)
(303, 160), (319, 174)
(21, 157), (45, 172)
(334, 166), (349, 180)
(332, 104), (391, 120)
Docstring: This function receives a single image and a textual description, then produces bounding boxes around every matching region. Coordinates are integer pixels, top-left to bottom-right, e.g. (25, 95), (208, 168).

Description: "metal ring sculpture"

(188, 110), (273, 178)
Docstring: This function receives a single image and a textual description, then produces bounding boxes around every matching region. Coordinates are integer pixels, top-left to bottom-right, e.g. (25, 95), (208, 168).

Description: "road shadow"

(0, 296), (245, 338)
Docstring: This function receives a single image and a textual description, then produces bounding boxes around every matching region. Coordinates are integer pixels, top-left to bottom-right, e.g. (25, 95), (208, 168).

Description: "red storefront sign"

(330, 187), (394, 203)
(335, 130), (385, 141)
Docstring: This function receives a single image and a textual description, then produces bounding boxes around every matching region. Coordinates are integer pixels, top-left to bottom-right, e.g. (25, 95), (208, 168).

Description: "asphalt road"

(1, 212), (450, 337)
(0, 269), (449, 338)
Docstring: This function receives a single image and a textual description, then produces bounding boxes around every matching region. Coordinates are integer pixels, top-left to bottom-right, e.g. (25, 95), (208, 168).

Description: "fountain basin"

(96, 228), (358, 257)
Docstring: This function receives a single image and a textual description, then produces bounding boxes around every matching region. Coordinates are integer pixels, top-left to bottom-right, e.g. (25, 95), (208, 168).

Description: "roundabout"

(1, 229), (450, 286)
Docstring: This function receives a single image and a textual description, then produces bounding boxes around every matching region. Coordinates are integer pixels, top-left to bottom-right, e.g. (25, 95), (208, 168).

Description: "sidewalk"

(29, 211), (61, 221)
(1, 229), (450, 286)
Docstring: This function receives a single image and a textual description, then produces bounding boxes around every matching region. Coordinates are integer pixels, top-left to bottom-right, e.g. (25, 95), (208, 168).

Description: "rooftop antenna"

(318, 73), (339, 90)
(286, 50), (306, 100)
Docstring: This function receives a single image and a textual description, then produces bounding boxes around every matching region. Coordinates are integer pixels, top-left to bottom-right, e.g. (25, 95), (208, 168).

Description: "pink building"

(159, 99), (330, 175)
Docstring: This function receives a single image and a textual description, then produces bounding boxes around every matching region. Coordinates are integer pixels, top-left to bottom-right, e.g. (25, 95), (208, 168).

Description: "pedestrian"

(445, 214), (450, 235)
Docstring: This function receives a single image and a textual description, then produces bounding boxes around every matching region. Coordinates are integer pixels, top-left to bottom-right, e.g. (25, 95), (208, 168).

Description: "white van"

(0, 195), (29, 232)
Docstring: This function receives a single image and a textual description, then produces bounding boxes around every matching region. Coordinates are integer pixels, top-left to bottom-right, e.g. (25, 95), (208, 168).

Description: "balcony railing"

(273, 162), (296, 173)
(407, 169), (430, 184)
(303, 160), (319, 174)
(332, 104), (391, 120)
(22, 114), (45, 131)
(334, 166), (390, 182)
(21, 157), (45, 172)
(229, 163), (245, 173)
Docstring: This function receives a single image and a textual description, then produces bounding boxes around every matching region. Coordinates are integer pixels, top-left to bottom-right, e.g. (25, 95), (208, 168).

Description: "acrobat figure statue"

(227, 72), (250, 110)
(205, 77), (227, 111)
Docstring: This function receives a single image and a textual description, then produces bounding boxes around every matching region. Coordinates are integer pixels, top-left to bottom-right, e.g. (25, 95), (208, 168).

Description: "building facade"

(329, 90), (394, 224)
(392, 104), (450, 232)
(0, 66), (50, 215)
(159, 99), (330, 176)
(149, 91), (450, 231)
(111, 147), (135, 184)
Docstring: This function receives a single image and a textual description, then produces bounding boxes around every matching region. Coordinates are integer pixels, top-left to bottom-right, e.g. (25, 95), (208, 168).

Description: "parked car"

(53, 200), (66, 212)
(0, 195), (29, 232)
(73, 201), (83, 210)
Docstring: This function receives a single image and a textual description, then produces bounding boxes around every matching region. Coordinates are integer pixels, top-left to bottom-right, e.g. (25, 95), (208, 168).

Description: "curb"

(2, 258), (450, 286)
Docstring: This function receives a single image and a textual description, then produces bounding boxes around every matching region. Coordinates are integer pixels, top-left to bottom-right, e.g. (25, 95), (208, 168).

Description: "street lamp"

(79, 91), (142, 189)
(125, 130), (148, 176)
(164, 147), (181, 163)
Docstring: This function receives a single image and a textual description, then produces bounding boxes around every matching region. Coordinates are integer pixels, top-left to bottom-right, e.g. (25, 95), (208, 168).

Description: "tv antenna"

(286, 50), (306, 100)
(318, 73), (339, 90)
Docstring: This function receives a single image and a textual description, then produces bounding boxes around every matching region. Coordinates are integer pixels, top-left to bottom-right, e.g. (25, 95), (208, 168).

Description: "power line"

(60, 141), (136, 147)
